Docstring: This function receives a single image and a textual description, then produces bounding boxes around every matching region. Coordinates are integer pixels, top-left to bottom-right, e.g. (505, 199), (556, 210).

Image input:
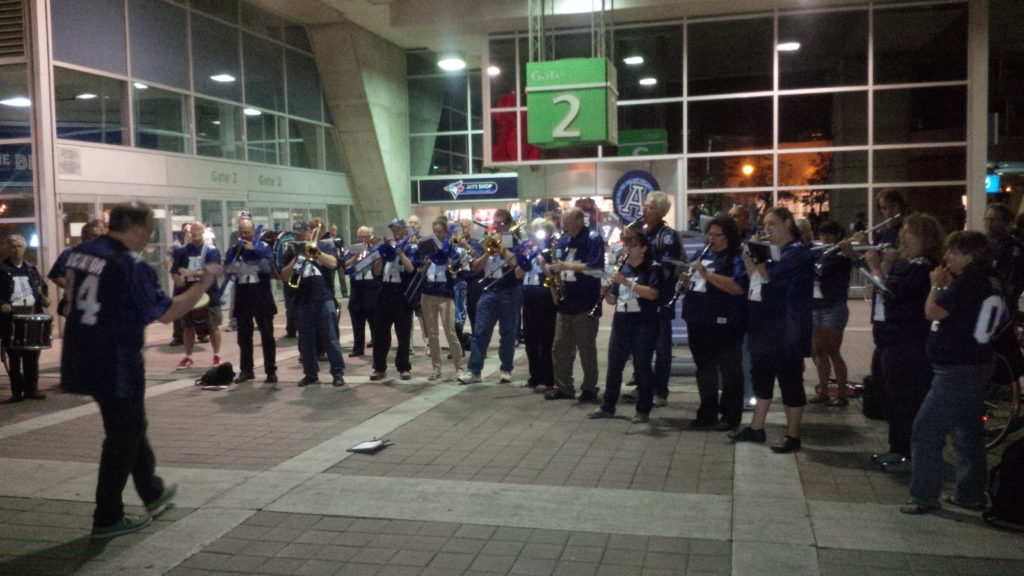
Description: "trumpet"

(287, 220), (323, 289)
(665, 243), (713, 308)
(483, 221), (525, 255)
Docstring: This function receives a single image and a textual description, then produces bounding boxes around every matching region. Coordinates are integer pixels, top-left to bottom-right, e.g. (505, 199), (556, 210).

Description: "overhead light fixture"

(0, 97), (31, 107)
(487, 65), (501, 77)
(243, 108), (262, 116)
(639, 77), (657, 86)
(437, 53), (466, 72)
(777, 42), (801, 52)
(76, 93), (98, 100)
(133, 82), (149, 89)
(623, 56), (644, 66)
(211, 120), (221, 125)
(210, 73), (236, 83)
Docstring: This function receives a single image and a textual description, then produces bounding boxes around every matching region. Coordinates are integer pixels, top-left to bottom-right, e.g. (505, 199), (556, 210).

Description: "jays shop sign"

(526, 58), (618, 148)
(613, 170), (660, 225)
(417, 176), (518, 203)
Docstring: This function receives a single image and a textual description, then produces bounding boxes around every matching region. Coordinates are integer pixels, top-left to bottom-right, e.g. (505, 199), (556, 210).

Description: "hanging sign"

(617, 128), (668, 156)
(612, 170), (660, 225)
(525, 58), (618, 148)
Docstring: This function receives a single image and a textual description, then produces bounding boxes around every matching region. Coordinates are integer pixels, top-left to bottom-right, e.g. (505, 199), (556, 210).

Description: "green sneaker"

(91, 514), (152, 539)
(146, 483), (178, 518)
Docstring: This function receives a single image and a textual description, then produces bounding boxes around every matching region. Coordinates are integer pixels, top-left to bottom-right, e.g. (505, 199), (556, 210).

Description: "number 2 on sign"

(552, 94), (581, 138)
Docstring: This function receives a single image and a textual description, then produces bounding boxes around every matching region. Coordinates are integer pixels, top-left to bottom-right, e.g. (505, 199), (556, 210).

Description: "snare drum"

(10, 314), (53, 350)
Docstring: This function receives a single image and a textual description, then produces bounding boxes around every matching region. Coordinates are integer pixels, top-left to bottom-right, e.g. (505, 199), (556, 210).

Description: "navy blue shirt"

(61, 236), (172, 399)
(172, 243), (222, 306)
(421, 245), (460, 299)
(747, 241), (814, 357)
(521, 245), (553, 300)
(872, 258), (933, 348)
(928, 263), (1004, 365)
(813, 252), (852, 308)
(555, 227), (604, 316)
(291, 238), (339, 305)
(611, 260), (665, 318)
(645, 221), (681, 319)
(682, 248), (748, 334)
(224, 240), (276, 317)
(378, 240), (419, 301)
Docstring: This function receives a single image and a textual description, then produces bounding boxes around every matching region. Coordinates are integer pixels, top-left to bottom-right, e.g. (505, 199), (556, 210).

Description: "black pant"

(602, 314), (659, 415)
(237, 311), (276, 376)
(522, 293), (557, 386)
(690, 325), (744, 425)
(4, 344), (39, 399)
(749, 331), (807, 408)
(283, 287), (297, 336)
(371, 296), (414, 373)
(349, 307), (372, 354)
(466, 278), (483, 332)
(879, 340), (932, 457)
(92, 394), (164, 528)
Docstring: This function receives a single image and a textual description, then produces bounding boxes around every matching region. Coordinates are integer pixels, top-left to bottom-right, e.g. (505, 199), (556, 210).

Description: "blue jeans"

(297, 300), (346, 379)
(454, 280), (467, 326)
(909, 362), (991, 508)
(467, 286), (522, 375)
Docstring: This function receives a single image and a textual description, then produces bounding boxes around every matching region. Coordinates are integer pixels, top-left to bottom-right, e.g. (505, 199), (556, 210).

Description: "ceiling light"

(487, 66), (501, 77)
(133, 82), (149, 89)
(437, 53), (466, 72)
(243, 108), (262, 116)
(623, 56), (644, 66)
(211, 120), (221, 125)
(777, 42), (801, 52)
(210, 73), (236, 83)
(639, 77), (657, 86)
(76, 93), (98, 100)
(0, 97), (31, 107)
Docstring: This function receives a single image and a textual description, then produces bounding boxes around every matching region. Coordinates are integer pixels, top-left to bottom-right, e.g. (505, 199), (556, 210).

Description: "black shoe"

(297, 376), (319, 387)
(348, 351), (364, 358)
(770, 435), (802, 453)
(284, 332), (297, 339)
(728, 427), (766, 443)
(332, 375), (345, 387)
(1, 396), (23, 405)
(688, 418), (718, 430)
(587, 408), (615, 419)
(544, 389), (575, 401)
(233, 373), (254, 384)
(716, 420), (740, 432)
(25, 392), (46, 400)
(317, 354), (328, 362)
(578, 390), (600, 404)
(264, 374), (278, 384)
(621, 390), (637, 403)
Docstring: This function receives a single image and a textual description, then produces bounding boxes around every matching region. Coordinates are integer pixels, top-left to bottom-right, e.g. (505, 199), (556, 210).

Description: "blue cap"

(388, 218), (407, 229)
(292, 221), (309, 233)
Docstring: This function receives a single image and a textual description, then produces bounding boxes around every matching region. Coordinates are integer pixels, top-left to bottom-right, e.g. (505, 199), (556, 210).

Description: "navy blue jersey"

(378, 240), (419, 299)
(747, 241), (814, 357)
(172, 243), (222, 306)
(521, 247), (553, 300)
(682, 248), (748, 334)
(990, 234), (1024, 315)
(610, 260), (665, 318)
(928, 263), (1004, 365)
(645, 221), (681, 318)
(61, 236), (172, 399)
(291, 238), (339, 305)
(872, 258), (933, 347)
(813, 251), (852, 308)
(47, 247), (72, 282)
(555, 227), (604, 315)
(224, 240), (276, 317)
(421, 245), (460, 299)
(0, 259), (47, 314)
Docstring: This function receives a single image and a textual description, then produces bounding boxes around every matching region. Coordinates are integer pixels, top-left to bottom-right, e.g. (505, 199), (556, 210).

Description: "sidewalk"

(0, 300), (1022, 576)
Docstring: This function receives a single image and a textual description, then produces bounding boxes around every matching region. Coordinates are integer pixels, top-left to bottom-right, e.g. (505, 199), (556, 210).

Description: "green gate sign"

(617, 128), (668, 156)
(525, 58), (618, 148)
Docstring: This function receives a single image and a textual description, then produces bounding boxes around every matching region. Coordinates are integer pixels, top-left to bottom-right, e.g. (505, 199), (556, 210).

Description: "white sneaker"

(499, 371), (512, 383)
(457, 371), (481, 385)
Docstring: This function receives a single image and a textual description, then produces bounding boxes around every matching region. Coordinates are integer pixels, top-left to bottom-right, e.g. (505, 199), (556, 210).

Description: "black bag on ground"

(195, 362), (235, 388)
(984, 435), (1024, 531)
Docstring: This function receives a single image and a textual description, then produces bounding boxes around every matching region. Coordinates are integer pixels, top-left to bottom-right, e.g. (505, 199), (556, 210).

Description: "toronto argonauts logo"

(613, 170), (660, 226)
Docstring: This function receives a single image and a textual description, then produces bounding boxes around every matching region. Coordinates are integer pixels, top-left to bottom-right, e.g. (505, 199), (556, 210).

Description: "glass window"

(471, 133), (483, 173)
(240, 2), (281, 39)
(874, 86), (967, 145)
(191, 0), (238, 23)
(688, 97), (772, 152)
(775, 188), (868, 239)
(470, 71), (482, 131)
(551, 31), (594, 60)
(194, 97), (243, 159)
(0, 144), (33, 218)
(410, 134), (469, 175)
(324, 128), (345, 173)
(778, 10), (867, 90)
(409, 77), (452, 134)
(286, 51), (323, 121)
(780, 92), (867, 146)
(54, 67), (126, 145)
(778, 151), (868, 186)
(615, 25), (683, 100)
(687, 192), (773, 231)
(881, 186), (967, 233)
(201, 199), (224, 246)
(688, 154), (773, 189)
(51, 0), (127, 74)
(288, 120), (323, 170)
(874, 147), (966, 183)
(0, 65), (31, 139)
(282, 24), (312, 52)
(134, 85), (188, 153)
(407, 51), (440, 76)
(487, 37), (524, 108)
(244, 33), (285, 112)
(191, 13), (241, 102)
(246, 110), (284, 164)
(874, 4), (967, 84)
(616, 102), (683, 155)
(129, 0), (188, 90)
(688, 17), (772, 96)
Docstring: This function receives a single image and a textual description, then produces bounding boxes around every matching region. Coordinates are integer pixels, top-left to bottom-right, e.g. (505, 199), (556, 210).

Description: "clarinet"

(664, 242), (713, 309)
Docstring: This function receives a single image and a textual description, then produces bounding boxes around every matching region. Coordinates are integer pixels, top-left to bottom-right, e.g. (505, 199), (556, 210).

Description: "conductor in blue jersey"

(61, 202), (220, 539)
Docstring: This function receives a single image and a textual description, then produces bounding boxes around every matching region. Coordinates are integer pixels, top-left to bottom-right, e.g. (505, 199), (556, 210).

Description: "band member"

(49, 219), (106, 317)
(730, 207), (814, 453)
(224, 219), (277, 384)
(458, 209), (524, 384)
(867, 189), (906, 247)
(172, 222), (222, 368)
(638, 192), (681, 406)
(587, 233), (665, 423)
(328, 224), (349, 299)
(855, 213), (944, 472)
(165, 222), (191, 345)
(728, 204), (758, 409)
(369, 218), (417, 381)
(281, 220), (346, 387)
(61, 202), (216, 538)
(419, 219), (464, 380)
(458, 217), (484, 341)
(683, 216), (748, 430)
(902, 231), (1003, 514)
(0, 235), (49, 404)
(521, 218), (557, 390)
(984, 202), (1024, 317)
(809, 220), (853, 406)
(345, 226), (380, 357)
(542, 207), (605, 402)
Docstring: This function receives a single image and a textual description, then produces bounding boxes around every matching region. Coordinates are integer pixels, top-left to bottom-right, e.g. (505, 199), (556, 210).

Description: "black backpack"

(195, 362), (235, 390)
(984, 435), (1024, 530)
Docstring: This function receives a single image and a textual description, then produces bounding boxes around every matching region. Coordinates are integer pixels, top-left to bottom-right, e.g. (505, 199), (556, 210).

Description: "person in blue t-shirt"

(61, 202), (219, 539)
(171, 222), (222, 369)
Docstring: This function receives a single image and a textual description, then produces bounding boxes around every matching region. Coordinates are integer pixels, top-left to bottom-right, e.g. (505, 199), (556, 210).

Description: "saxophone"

(543, 234), (565, 305)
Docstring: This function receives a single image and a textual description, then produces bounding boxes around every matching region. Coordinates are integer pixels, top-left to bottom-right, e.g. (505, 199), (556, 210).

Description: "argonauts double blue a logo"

(612, 170), (660, 225)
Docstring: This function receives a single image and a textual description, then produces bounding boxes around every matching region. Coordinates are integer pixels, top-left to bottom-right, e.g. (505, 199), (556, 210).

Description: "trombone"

(286, 221), (323, 289)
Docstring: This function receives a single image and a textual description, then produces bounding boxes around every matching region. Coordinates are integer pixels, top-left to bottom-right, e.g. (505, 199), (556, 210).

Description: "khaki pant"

(421, 293), (463, 372)
(553, 311), (600, 396)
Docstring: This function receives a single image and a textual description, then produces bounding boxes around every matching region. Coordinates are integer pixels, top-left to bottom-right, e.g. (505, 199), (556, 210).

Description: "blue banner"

(0, 145), (32, 191)
(417, 176), (518, 203)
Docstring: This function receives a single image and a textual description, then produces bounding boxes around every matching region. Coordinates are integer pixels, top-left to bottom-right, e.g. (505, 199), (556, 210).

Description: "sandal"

(899, 502), (940, 515)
